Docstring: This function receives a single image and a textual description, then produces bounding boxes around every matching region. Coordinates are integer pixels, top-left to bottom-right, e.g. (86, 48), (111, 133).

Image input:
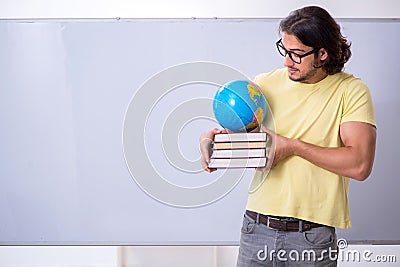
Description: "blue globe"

(213, 80), (267, 132)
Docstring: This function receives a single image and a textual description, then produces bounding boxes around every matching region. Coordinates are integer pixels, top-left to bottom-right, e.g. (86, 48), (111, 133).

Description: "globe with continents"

(213, 80), (267, 132)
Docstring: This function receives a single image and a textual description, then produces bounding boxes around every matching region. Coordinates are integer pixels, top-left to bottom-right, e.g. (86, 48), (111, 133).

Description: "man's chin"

(288, 73), (302, 82)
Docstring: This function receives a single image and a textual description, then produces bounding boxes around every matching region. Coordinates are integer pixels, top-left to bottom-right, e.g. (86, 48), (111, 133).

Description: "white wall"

(0, 246), (118, 267)
(0, 0), (399, 19)
(0, 245), (398, 266)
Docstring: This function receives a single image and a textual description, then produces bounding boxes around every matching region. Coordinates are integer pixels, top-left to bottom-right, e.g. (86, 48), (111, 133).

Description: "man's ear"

(319, 48), (328, 61)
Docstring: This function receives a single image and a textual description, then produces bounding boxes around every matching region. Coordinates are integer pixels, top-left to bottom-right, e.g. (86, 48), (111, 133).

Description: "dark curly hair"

(279, 6), (351, 75)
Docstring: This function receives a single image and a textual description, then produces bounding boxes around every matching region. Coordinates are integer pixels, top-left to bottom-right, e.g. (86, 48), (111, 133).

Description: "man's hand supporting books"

(200, 127), (271, 172)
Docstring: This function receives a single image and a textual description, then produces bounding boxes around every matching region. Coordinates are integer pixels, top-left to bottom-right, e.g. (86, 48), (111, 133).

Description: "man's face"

(281, 33), (327, 84)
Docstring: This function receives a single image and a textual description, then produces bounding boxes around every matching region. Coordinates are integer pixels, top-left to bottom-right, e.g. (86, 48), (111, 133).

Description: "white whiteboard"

(0, 19), (399, 244)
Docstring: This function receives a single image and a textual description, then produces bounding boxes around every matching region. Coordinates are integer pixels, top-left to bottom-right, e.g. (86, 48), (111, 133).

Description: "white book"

(211, 148), (266, 158)
(214, 132), (268, 143)
(208, 157), (267, 169)
(213, 141), (267, 150)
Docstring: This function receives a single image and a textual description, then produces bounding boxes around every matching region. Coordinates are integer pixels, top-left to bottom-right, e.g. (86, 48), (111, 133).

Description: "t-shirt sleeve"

(341, 79), (376, 127)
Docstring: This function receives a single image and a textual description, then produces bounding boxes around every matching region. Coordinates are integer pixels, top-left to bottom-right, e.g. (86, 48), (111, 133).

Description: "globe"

(213, 80), (268, 132)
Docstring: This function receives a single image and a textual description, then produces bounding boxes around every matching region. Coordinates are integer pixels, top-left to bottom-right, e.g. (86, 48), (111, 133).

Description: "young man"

(200, 6), (376, 266)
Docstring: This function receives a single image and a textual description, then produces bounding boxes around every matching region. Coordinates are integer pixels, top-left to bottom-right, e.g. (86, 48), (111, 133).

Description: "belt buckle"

(267, 216), (283, 230)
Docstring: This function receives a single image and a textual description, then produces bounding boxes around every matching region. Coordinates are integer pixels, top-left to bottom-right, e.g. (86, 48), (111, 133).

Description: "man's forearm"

(291, 138), (374, 181)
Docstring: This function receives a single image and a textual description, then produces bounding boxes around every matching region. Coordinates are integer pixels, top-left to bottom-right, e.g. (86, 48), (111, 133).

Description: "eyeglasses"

(276, 39), (320, 64)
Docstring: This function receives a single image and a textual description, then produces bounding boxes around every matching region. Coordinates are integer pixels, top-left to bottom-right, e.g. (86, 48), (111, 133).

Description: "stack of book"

(208, 132), (269, 168)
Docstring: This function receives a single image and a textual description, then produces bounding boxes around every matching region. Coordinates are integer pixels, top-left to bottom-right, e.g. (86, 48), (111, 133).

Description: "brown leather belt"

(246, 210), (323, 232)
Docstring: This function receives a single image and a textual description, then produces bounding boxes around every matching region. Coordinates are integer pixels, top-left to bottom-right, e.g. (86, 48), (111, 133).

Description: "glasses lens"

(277, 42), (301, 64)
(277, 43), (286, 57)
(290, 53), (301, 64)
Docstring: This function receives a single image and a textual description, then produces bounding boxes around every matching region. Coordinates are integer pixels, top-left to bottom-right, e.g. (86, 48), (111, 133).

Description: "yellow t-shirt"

(246, 68), (376, 229)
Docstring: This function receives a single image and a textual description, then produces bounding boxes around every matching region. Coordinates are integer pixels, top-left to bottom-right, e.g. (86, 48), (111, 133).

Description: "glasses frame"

(276, 39), (320, 64)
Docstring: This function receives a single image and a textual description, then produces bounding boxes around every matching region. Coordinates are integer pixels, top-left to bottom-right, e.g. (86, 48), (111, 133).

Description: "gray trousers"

(237, 213), (338, 266)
